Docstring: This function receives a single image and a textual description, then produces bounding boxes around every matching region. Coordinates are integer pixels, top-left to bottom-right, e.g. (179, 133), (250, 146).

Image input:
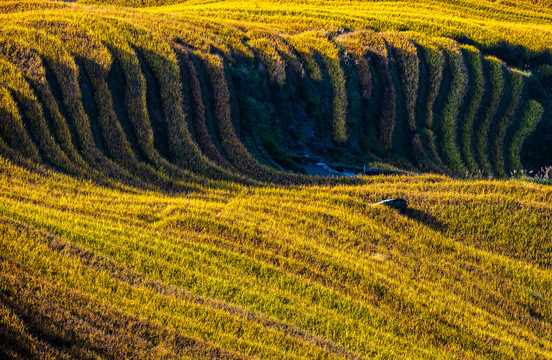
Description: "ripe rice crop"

(248, 37), (287, 86)
(0, 57), (74, 172)
(384, 32), (419, 133)
(1, 156), (552, 359)
(0, 1), (551, 358)
(476, 56), (505, 177)
(509, 100), (544, 172)
(459, 45), (485, 175)
(0, 85), (40, 162)
(292, 31), (348, 144)
(432, 37), (468, 177)
(493, 69), (525, 178)
(357, 31), (397, 150)
(0, 1), (546, 181)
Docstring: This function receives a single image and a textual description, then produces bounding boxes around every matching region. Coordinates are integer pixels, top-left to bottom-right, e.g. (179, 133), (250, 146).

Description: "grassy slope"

(0, 0), (549, 178)
(0, 0), (551, 359)
(145, 0), (552, 53)
(1, 157), (552, 359)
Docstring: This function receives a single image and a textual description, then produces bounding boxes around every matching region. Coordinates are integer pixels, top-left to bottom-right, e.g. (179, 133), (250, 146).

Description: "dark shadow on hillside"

(403, 207), (446, 233)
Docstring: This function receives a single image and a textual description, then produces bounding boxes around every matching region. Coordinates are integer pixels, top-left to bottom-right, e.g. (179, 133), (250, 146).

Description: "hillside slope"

(0, 0), (550, 186)
(1, 1), (552, 359)
(1, 157), (552, 359)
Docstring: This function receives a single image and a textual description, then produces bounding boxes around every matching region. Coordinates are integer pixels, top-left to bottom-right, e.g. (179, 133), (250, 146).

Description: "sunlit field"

(0, 0), (551, 358)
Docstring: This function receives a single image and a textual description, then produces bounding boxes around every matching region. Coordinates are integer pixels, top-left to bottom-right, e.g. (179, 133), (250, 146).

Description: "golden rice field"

(0, 0), (551, 358)
(2, 158), (552, 359)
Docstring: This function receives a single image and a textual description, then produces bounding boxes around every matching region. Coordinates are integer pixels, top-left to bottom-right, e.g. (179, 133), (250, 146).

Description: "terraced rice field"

(0, 0), (550, 181)
(0, 0), (551, 358)
(2, 158), (552, 359)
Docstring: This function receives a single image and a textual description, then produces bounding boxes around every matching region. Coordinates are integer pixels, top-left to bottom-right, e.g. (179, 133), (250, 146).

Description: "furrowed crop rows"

(0, 2), (548, 186)
(1, 157), (551, 359)
(1, 2), (552, 358)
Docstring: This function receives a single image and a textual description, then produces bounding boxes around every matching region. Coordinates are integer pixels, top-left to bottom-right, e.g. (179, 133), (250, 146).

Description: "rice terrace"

(1, 0), (552, 358)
